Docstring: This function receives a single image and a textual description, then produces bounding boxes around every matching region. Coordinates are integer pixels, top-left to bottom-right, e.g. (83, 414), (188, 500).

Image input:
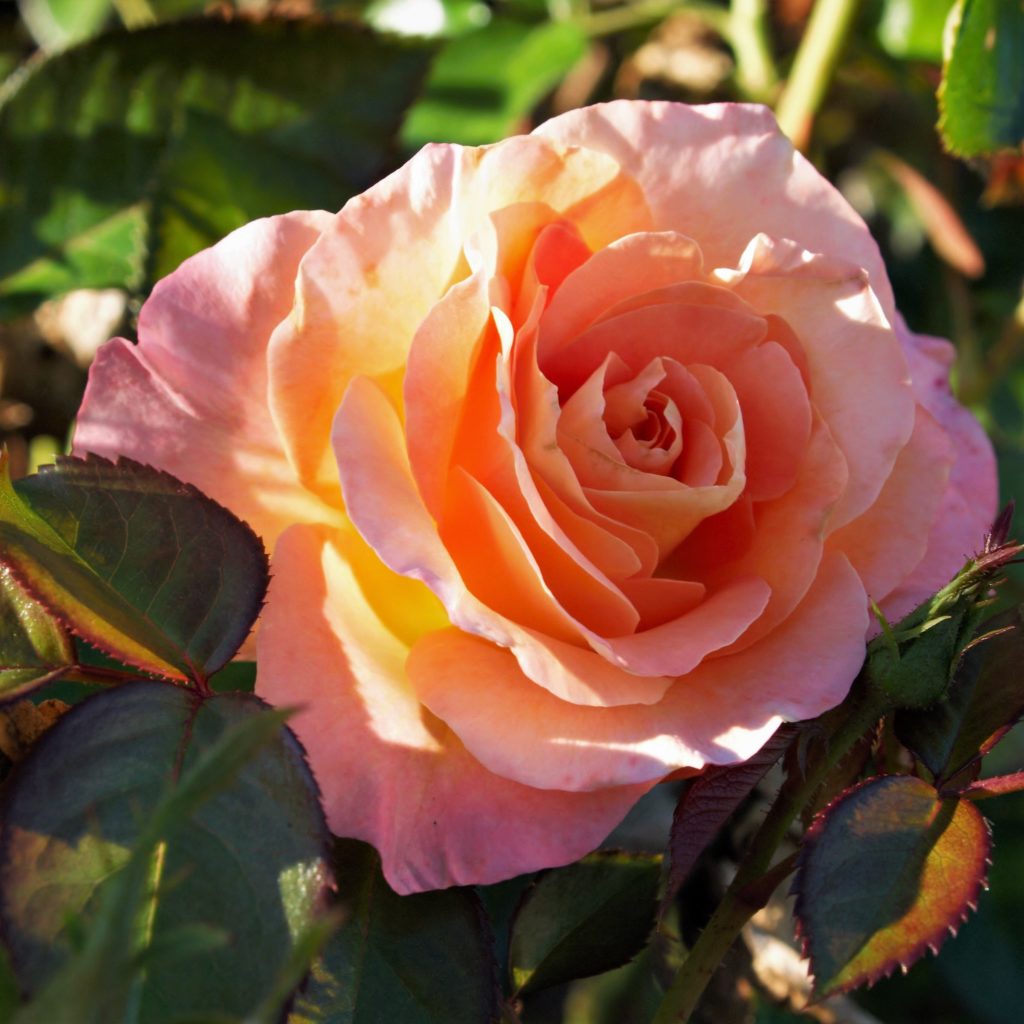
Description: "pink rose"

(75, 102), (996, 894)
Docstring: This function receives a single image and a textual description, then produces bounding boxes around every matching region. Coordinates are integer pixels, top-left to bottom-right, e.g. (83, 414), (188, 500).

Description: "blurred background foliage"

(0, 1), (1021, 1022)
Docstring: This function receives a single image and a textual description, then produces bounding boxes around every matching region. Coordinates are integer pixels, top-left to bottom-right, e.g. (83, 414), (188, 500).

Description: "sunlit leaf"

(0, 453), (268, 682)
(0, 566), (74, 702)
(877, 0), (956, 62)
(0, 681), (332, 1020)
(17, 0), (113, 50)
(289, 839), (498, 1024)
(508, 851), (661, 997)
(402, 17), (586, 148)
(939, 0), (1024, 157)
(794, 775), (990, 998)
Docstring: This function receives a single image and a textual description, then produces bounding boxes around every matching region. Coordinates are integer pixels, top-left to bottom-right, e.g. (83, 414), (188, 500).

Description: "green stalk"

(651, 690), (884, 1023)
(775, 0), (859, 150)
(730, 0), (779, 102)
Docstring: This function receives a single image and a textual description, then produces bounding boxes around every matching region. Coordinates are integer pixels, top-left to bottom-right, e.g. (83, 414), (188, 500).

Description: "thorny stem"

(775, 0), (860, 151)
(651, 687), (885, 1023)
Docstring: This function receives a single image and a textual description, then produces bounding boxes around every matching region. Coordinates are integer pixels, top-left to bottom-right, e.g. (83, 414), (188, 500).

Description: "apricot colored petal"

(333, 375), (671, 707)
(678, 416), (848, 650)
(257, 524), (649, 894)
(828, 408), (952, 603)
(719, 235), (914, 528)
(619, 577), (705, 628)
(534, 101), (896, 319)
(404, 270), (493, 517)
(270, 136), (648, 494)
(411, 553), (868, 792)
(74, 211), (340, 547)
(538, 231), (705, 355)
(728, 341), (811, 502)
(545, 301), (768, 396)
(603, 575), (771, 676)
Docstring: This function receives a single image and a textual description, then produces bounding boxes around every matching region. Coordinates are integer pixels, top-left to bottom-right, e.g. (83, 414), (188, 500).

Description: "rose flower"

(75, 102), (996, 894)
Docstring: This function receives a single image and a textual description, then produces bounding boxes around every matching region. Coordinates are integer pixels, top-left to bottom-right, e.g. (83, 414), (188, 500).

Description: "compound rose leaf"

(0, 452), (269, 681)
(0, 681), (332, 1020)
(0, 565), (74, 703)
(896, 608), (1024, 784)
(289, 838), (499, 1024)
(794, 774), (990, 999)
(509, 851), (661, 997)
(666, 725), (797, 908)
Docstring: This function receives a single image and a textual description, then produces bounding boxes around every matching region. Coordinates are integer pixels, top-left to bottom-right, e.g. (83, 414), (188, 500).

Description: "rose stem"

(650, 686), (886, 1024)
(730, 0), (780, 103)
(775, 0), (860, 152)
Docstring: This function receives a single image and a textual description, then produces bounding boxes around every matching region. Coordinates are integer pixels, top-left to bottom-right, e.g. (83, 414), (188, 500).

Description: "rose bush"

(74, 101), (996, 894)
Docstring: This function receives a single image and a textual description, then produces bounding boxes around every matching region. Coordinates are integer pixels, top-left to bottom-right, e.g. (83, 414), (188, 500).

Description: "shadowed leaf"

(896, 608), (1024, 784)
(794, 774), (990, 999)
(0, 16), (434, 314)
(0, 681), (332, 1021)
(509, 850), (661, 997)
(289, 838), (498, 1024)
(0, 453), (268, 681)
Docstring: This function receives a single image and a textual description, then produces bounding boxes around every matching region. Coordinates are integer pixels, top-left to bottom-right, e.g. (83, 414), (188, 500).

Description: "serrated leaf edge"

(792, 774), (992, 1001)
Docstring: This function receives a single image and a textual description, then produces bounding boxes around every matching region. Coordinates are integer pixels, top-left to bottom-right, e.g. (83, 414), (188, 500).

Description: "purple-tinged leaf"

(896, 608), (1024, 784)
(665, 725), (797, 908)
(794, 774), (990, 999)
(0, 452), (268, 683)
(951, 770), (1024, 801)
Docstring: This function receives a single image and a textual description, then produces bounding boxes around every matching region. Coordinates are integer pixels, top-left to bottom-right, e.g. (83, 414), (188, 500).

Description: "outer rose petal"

(410, 553), (868, 792)
(534, 102), (897, 321)
(74, 212), (341, 548)
(256, 523), (650, 894)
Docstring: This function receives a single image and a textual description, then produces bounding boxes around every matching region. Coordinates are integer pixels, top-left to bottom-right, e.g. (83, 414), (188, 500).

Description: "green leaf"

(939, 0), (1024, 157)
(896, 608), (1024, 784)
(402, 17), (586, 148)
(0, 453), (268, 681)
(877, 0), (956, 62)
(0, 16), (434, 314)
(793, 775), (990, 998)
(17, 0), (114, 50)
(0, 681), (332, 1021)
(289, 839), (498, 1024)
(0, 565), (74, 702)
(508, 851), (661, 997)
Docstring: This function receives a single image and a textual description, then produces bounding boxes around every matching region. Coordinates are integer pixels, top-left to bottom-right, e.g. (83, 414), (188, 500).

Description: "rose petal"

(270, 135), (649, 495)
(333, 375), (673, 706)
(534, 101), (896, 319)
(74, 212), (341, 547)
(717, 235), (914, 528)
(256, 524), (649, 894)
(828, 408), (953, 602)
(410, 552), (868, 791)
(727, 341), (811, 502)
